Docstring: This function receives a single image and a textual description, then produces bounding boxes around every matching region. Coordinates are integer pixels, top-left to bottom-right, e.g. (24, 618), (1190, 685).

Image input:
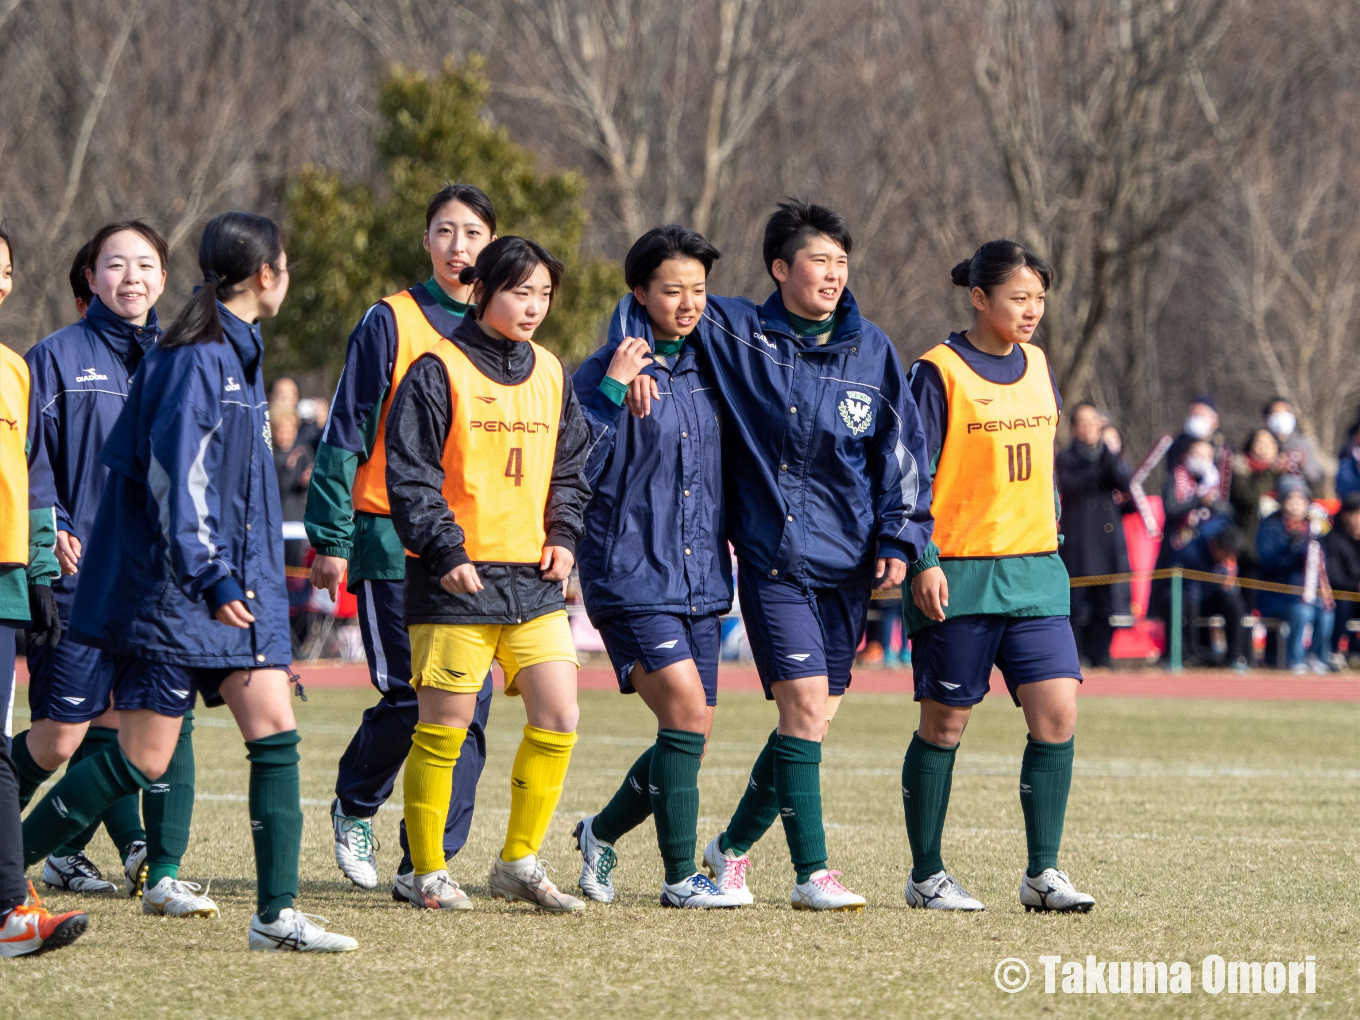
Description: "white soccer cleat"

(488, 855), (586, 913)
(331, 798), (379, 890)
(401, 869), (473, 911)
(660, 872), (742, 909)
(249, 908), (358, 953)
(41, 853), (118, 895)
(572, 815), (617, 903)
(123, 840), (148, 898)
(905, 870), (985, 911)
(702, 833), (755, 905)
(141, 877), (220, 918)
(791, 869), (867, 912)
(1019, 868), (1095, 913)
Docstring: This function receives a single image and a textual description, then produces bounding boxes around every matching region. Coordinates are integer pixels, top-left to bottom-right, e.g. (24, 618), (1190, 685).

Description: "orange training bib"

(352, 289), (446, 516)
(919, 341), (1058, 559)
(414, 338), (563, 564)
(0, 346), (30, 566)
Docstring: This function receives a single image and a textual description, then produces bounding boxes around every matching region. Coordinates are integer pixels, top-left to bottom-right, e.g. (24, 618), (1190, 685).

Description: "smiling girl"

(900, 240), (1093, 915)
(384, 236), (591, 913)
(305, 184), (499, 898)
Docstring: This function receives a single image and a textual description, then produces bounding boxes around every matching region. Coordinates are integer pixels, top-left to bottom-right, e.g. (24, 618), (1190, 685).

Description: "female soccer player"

(23, 211), (358, 951)
(16, 222), (200, 909)
(306, 184), (499, 898)
(385, 236), (591, 912)
(901, 240), (1094, 913)
(628, 201), (935, 911)
(569, 226), (739, 909)
(0, 226), (87, 957)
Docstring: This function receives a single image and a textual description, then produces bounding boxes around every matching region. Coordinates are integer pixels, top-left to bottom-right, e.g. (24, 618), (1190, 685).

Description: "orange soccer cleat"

(0, 882), (89, 958)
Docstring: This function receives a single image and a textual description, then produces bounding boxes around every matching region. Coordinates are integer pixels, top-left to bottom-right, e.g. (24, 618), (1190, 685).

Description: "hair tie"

(204, 270), (223, 288)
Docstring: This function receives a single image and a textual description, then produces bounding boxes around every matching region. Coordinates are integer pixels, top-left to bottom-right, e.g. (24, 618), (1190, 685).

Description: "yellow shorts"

(409, 611), (578, 696)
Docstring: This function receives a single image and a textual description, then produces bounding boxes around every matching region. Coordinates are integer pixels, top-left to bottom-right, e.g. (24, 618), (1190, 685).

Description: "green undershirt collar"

(786, 310), (838, 345)
(424, 277), (472, 318)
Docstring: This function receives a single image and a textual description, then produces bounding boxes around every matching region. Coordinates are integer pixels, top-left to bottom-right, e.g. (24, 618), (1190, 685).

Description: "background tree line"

(1, 0), (1356, 480)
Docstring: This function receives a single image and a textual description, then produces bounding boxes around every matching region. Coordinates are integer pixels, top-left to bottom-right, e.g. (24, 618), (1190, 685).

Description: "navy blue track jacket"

(69, 306), (290, 669)
(693, 290), (933, 588)
(26, 298), (160, 615)
(573, 295), (732, 626)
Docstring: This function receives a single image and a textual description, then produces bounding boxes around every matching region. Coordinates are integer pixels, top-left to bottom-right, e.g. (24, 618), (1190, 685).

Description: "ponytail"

(952, 239), (1053, 295)
(162, 212), (282, 349)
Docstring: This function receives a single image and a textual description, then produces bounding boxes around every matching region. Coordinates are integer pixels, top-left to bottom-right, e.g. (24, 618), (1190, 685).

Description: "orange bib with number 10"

(919, 341), (1058, 559)
(415, 338), (563, 564)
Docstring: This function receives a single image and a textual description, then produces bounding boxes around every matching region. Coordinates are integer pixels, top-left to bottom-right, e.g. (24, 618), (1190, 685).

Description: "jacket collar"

(85, 296), (160, 370)
(756, 288), (863, 350)
(620, 294), (698, 372)
(217, 303), (263, 378)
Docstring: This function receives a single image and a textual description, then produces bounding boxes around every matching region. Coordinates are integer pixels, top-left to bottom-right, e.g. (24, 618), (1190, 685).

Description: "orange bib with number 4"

(919, 341), (1058, 559)
(417, 338), (563, 564)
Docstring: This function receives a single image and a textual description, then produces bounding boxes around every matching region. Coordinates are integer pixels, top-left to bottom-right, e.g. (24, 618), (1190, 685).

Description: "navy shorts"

(736, 568), (871, 699)
(910, 615), (1082, 707)
(27, 638), (115, 723)
(109, 656), (287, 716)
(596, 613), (721, 707)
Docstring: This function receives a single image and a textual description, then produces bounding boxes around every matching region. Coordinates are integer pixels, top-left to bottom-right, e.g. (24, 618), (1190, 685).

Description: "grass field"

(4, 682), (1358, 1019)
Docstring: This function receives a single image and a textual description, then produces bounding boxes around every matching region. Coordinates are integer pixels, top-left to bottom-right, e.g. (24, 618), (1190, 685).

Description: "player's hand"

(440, 563), (484, 594)
(911, 566), (949, 622)
(214, 600), (255, 628)
(540, 545), (574, 582)
(875, 556), (907, 590)
(625, 375), (660, 418)
(606, 336), (652, 388)
(56, 530), (82, 575)
(310, 554), (347, 602)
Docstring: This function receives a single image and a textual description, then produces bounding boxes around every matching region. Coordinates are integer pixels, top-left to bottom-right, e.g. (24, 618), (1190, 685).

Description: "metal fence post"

(1169, 567), (1183, 672)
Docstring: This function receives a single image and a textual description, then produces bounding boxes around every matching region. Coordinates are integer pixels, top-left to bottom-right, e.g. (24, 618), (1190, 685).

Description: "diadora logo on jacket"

(838, 389), (873, 435)
(470, 420), (552, 433)
(966, 414), (1054, 434)
(75, 367), (109, 383)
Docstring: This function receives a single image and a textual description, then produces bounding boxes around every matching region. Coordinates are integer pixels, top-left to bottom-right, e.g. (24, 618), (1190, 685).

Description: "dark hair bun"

(950, 259), (972, 287)
(458, 265), (478, 285)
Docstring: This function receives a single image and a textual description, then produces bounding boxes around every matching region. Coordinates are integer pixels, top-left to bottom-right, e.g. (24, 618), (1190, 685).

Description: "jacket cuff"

(312, 542), (352, 560)
(205, 576), (246, 614)
(544, 528), (577, 556)
(877, 538), (912, 563)
(585, 385), (625, 426)
(597, 376), (628, 406)
(429, 545), (470, 578)
(909, 541), (941, 577)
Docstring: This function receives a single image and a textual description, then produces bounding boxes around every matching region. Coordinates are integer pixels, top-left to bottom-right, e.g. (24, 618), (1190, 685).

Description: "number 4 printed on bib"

(505, 447), (524, 486)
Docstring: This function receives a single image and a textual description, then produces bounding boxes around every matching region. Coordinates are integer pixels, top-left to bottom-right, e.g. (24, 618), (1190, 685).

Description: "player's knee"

(33, 723), (84, 768)
(126, 747), (173, 781)
(532, 703), (579, 734)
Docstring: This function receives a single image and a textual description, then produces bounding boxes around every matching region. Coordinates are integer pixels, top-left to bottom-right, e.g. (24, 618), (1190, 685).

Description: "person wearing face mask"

(1056, 403), (1134, 668)
(15, 222), (184, 905)
(385, 237), (592, 913)
(1263, 398), (1325, 492)
(1165, 395), (1223, 475)
(1331, 416), (1359, 501)
(1255, 476), (1337, 673)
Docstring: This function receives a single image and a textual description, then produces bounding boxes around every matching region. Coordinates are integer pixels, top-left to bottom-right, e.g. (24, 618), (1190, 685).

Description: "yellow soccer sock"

(502, 724), (578, 862)
(403, 722), (467, 874)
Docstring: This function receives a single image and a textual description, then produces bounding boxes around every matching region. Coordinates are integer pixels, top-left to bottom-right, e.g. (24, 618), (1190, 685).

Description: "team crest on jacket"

(838, 389), (873, 434)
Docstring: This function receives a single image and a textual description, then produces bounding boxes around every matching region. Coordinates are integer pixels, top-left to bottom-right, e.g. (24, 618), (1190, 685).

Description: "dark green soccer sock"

(144, 713), (195, 886)
(21, 746), (152, 866)
(650, 729), (705, 884)
(87, 727), (147, 859)
(721, 728), (779, 856)
(903, 732), (958, 882)
(591, 745), (654, 846)
(246, 730), (302, 923)
(1019, 735), (1074, 877)
(11, 730), (56, 808)
(52, 732), (99, 856)
(774, 734), (827, 883)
